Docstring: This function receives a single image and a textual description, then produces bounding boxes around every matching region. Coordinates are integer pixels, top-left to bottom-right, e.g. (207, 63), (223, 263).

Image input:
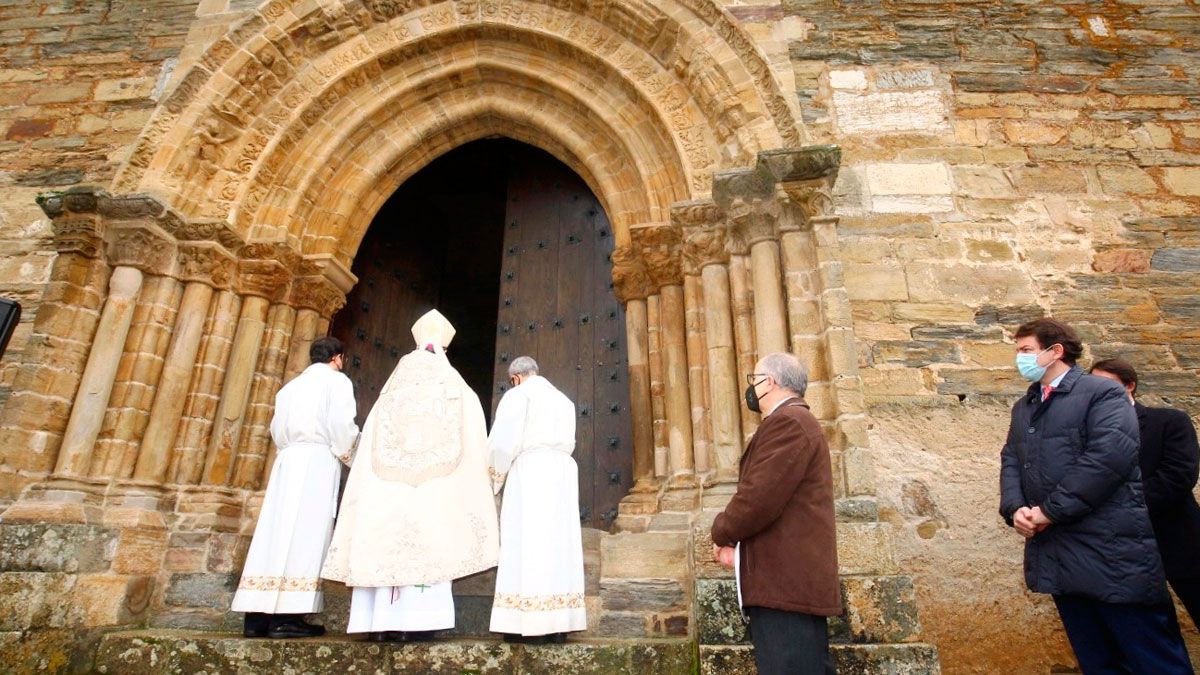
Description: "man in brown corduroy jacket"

(712, 352), (840, 675)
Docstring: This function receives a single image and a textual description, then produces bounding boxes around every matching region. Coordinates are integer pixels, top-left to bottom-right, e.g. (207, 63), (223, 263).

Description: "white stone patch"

(872, 196), (955, 214)
(829, 69), (868, 91)
(833, 89), (951, 135)
(1088, 16), (1110, 37)
(863, 162), (954, 196)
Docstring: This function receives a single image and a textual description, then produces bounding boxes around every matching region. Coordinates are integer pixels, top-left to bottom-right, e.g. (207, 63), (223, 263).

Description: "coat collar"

(1024, 364), (1084, 403)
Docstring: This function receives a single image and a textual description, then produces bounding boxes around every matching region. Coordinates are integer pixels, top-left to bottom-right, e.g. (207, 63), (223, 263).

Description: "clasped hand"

(711, 543), (735, 568)
(1013, 505), (1051, 538)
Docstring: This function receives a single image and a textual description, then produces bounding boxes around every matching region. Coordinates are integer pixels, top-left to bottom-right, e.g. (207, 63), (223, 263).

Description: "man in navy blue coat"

(1000, 319), (1192, 674)
(1091, 357), (1200, 628)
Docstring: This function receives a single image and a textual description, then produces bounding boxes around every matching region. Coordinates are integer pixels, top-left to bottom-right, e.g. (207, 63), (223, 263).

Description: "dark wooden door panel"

(492, 150), (633, 530)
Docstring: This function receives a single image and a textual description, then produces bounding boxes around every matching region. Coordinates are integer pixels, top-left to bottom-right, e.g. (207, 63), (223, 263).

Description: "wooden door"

(491, 150), (633, 530)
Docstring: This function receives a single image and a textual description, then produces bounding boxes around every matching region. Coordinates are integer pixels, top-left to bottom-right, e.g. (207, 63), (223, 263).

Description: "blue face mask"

(1016, 347), (1053, 382)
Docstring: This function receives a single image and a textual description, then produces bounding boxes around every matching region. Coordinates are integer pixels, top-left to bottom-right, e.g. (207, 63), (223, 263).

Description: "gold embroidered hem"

(494, 592), (585, 611)
(238, 575), (321, 592)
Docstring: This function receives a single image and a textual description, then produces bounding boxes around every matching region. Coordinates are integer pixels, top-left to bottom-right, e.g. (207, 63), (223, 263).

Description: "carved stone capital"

(610, 245), (654, 303)
(107, 223), (177, 275)
(726, 196), (781, 249)
(669, 199), (722, 229)
(778, 181), (837, 232)
(631, 223), (683, 289)
(758, 145), (842, 185)
(681, 224), (728, 275)
(52, 216), (103, 257)
(237, 258), (291, 301)
(177, 242), (237, 289)
(290, 275), (346, 318)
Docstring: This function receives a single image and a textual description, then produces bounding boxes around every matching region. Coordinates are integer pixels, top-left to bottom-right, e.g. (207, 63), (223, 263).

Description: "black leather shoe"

(548, 632), (567, 644)
(243, 612), (269, 638)
(267, 617), (326, 639)
(364, 632), (388, 642)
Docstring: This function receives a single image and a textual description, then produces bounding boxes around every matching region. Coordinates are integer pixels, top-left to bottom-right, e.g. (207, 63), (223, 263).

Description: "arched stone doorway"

(329, 138), (634, 529)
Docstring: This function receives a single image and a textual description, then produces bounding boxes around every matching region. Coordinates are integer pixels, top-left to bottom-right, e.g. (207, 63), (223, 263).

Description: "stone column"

(646, 294), (668, 478)
(283, 309), (321, 383)
(678, 201), (743, 484)
(54, 238), (150, 478)
(0, 193), (109, 501)
(134, 242), (236, 483)
(729, 198), (787, 357)
(200, 248), (291, 486)
(610, 247), (657, 495)
(633, 224), (697, 509)
(172, 289), (241, 484)
(726, 239), (759, 444)
(682, 274), (711, 476)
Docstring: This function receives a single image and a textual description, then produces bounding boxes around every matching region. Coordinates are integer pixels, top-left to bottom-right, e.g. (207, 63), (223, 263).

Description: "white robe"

(231, 363), (358, 614)
(322, 319), (500, 633)
(488, 376), (587, 636)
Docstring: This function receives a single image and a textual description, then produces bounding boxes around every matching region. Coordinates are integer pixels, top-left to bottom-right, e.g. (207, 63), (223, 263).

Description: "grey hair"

(759, 352), (808, 396)
(507, 356), (539, 377)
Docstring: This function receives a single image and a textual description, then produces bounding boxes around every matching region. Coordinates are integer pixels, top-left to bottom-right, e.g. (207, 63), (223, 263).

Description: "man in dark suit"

(1000, 318), (1192, 674)
(711, 352), (840, 675)
(1091, 357), (1200, 627)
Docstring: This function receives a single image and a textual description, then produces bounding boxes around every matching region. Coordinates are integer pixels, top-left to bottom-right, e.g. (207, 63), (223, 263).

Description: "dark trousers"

(745, 606), (834, 675)
(1052, 594), (1194, 675)
(1170, 577), (1200, 629)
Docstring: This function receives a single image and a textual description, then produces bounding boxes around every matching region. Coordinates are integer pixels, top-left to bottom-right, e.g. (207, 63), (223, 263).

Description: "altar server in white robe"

(231, 336), (359, 639)
(488, 356), (587, 643)
(322, 309), (499, 642)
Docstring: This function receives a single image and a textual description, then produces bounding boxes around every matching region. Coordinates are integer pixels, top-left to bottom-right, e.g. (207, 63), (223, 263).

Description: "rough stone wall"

(781, 0), (1200, 671)
(0, 0), (200, 408)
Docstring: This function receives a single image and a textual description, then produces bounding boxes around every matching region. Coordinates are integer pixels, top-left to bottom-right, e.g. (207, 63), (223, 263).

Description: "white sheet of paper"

(734, 542), (743, 608)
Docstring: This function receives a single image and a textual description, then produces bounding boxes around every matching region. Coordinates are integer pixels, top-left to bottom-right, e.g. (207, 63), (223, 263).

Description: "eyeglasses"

(746, 373), (770, 386)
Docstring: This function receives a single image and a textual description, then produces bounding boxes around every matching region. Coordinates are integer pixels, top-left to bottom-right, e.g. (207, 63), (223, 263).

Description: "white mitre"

(411, 309), (456, 352)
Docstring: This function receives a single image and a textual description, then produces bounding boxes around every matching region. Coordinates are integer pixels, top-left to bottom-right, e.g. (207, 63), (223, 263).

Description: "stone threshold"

(91, 630), (941, 674)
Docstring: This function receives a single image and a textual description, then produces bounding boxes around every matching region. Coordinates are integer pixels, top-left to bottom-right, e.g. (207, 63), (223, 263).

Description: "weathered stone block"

(844, 264), (908, 301)
(862, 163), (954, 196)
(1094, 249), (1152, 273)
(595, 610), (648, 637)
(600, 532), (688, 580)
(696, 578), (748, 645)
(873, 341), (960, 367)
(906, 264), (1034, 305)
(973, 304), (1045, 326)
(834, 576), (922, 644)
(1151, 248), (1200, 272)
(935, 368), (1025, 397)
(837, 523), (899, 575)
(1163, 167), (1200, 196)
(0, 572), (75, 630)
(163, 572), (236, 610)
(600, 578), (686, 612)
(112, 528), (168, 575)
(832, 643), (941, 674)
(74, 574), (153, 627)
(0, 522), (117, 573)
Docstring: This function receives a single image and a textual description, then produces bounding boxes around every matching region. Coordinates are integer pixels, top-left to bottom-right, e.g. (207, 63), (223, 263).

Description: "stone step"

(91, 631), (941, 674)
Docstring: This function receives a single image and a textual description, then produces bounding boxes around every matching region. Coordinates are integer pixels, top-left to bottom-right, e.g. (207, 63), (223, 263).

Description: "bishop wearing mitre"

(321, 309), (499, 641)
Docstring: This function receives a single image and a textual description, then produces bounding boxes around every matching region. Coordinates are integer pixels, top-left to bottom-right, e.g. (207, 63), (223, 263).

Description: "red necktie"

(1042, 385), (1054, 401)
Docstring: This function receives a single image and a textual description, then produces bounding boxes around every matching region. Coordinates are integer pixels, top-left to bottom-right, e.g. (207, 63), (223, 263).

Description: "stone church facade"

(0, 1), (1197, 673)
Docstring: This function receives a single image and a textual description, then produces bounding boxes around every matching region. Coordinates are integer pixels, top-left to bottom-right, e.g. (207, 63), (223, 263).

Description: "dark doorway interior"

(331, 140), (508, 421)
(330, 138), (634, 530)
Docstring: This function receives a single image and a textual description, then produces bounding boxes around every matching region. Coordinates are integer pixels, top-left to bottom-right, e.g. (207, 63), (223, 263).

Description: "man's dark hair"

(1090, 357), (1138, 395)
(1014, 318), (1084, 365)
(310, 336), (344, 364)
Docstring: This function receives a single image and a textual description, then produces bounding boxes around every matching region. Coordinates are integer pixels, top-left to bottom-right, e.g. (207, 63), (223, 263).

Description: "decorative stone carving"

(759, 145), (842, 184)
(107, 224), (177, 275)
(632, 224), (683, 289)
(165, 219), (244, 253)
(290, 275), (346, 318)
(97, 193), (165, 221)
(237, 259), (291, 301)
(52, 217), (103, 258)
(682, 226), (728, 275)
(610, 246), (653, 303)
(726, 197), (780, 249)
(177, 242), (237, 289)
